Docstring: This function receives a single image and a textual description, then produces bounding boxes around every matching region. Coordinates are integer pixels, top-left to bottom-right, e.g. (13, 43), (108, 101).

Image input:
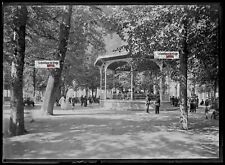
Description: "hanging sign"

(35, 60), (60, 68)
(154, 51), (179, 59)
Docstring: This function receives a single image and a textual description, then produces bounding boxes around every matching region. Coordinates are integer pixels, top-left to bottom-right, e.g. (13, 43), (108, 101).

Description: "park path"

(3, 104), (219, 160)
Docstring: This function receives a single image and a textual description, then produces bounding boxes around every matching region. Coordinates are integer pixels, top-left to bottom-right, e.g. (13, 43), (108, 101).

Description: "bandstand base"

(100, 99), (154, 111)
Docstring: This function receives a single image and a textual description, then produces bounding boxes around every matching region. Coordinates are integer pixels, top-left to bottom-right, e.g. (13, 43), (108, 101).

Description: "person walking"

(84, 96), (88, 107)
(72, 96), (76, 108)
(174, 97), (178, 107)
(146, 94), (151, 113)
(205, 98), (210, 119)
(200, 99), (204, 105)
(80, 95), (84, 106)
(88, 96), (93, 104)
(196, 97), (199, 109)
(155, 95), (160, 114)
(172, 96), (175, 106)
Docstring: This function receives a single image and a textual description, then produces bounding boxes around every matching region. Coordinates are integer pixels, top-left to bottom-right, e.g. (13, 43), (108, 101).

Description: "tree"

(41, 5), (73, 115)
(53, 5), (109, 99)
(179, 12), (188, 129)
(4, 5), (29, 136)
(107, 4), (219, 129)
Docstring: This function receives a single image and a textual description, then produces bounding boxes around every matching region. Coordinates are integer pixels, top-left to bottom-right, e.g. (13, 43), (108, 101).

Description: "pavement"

(2, 103), (220, 161)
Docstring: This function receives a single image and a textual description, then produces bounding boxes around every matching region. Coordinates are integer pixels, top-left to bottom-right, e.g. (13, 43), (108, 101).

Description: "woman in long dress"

(59, 96), (66, 110)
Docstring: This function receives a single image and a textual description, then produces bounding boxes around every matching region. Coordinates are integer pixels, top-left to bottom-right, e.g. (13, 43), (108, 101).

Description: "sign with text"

(154, 51), (179, 59)
(35, 60), (60, 68)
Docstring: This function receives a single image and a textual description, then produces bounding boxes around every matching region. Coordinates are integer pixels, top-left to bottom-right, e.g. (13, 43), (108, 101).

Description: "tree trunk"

(213, 79), (217, 98)
(179, 16), (188, 130)
(9, 6), (28, 136)
(55, 85), (61, 101)
(61, 81), (67, 96)
(41, 5), (72, 115)
(41, 73), (61, 115)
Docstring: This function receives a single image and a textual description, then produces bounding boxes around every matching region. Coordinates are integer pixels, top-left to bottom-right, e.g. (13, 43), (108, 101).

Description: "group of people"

(80, 95), (100, 107)
(146, 94), (160, 114)
(170, 96), (180, 107)
(80, 95), (88, 107)
(189, 97), (199, 112)
(56, 95), (100, 110)
(170, 96), (201, 112)
(186, 96), (219, 119)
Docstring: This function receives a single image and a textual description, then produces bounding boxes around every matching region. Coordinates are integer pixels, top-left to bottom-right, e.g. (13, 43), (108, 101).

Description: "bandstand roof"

(94, 51), (132, 71)
(94, 51), (160, 72)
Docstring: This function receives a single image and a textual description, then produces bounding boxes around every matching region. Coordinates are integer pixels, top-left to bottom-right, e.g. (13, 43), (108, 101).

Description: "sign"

(35, 60), (60, 68)
(154, 51), (179, 59)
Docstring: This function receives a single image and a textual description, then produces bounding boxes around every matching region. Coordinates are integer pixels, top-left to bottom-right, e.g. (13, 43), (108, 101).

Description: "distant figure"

(174, 97), (178, 107)
(72, 96), (76, 108)
(170, 96), (172, 105)
(155, 95), (160, 114)
(80, 95), (84, 106)
(56, 99), (60, 106)
(205, 98), (210, 119)
(88, 96), (93, 104)
(59, 95), (66, 110)
(200, 99), (204, 105)
(146, 94), (151, 113)
(84, 96), (88, 107)
(190, 98), (195, 112)
(211, 97), (219, 119)
(172, 96), (175, 106)
(96, 96), (100, 104)
(196, 97), (199, 109)
(69, 97), (72, 104)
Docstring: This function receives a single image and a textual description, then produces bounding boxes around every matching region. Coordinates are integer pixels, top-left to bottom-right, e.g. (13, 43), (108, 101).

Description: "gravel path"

(3, 104), (219, 160)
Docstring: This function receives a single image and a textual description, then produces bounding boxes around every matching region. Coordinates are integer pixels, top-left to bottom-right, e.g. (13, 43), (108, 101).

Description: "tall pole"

(159, 60), (163, 102)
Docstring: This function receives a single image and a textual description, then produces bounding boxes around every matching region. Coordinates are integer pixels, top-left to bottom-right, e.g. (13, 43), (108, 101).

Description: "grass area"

(2, 103), (219, 160)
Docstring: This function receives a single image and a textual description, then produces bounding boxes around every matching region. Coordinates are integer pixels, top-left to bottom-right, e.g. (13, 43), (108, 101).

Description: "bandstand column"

(130, 65), (134, 100)
(113, 70), (116, 95)
(104, 65), (107, 100)
(99, 66), (103, 99)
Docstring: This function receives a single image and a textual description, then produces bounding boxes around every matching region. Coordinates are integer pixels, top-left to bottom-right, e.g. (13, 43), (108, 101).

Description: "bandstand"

(94, 51), (171, 111)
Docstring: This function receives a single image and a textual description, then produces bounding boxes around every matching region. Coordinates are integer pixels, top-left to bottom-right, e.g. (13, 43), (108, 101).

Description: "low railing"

(112, 93), (146, 100)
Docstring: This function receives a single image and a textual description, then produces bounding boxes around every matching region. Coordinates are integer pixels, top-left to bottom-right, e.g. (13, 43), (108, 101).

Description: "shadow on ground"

(3, 107), (219, 159)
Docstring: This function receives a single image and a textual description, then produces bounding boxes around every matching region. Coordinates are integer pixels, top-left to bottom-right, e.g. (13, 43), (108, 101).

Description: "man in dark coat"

(84, 96), (88, 107)
(72, 96), (76, 108)
(146, 94), (151, 113)
(80, 95), (84, 106)
(172, 96), (175, 106)
(155, 95), (160, 114)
